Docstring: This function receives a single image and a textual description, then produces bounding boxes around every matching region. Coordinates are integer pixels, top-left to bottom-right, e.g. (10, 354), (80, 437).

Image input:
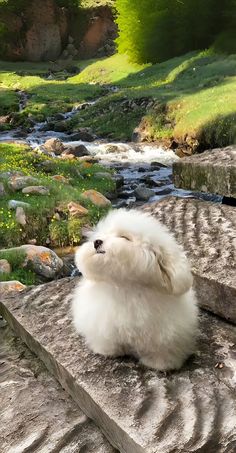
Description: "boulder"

(22, 186), (50, 196)
(81, 190), (111, 207)
(0, 281), (26, 296)
(17, 245), (63, 279)
(44, 138), (65, 155)
(53, 121), (69, 133)
(67, 202), (89, 217)
(63, 144), (89, 158)
(173, 146), (236, 198)
(24, 0), (67, 62)
(8, 176), (39, 191)
(134, 185), (155, 201)
(0, 259), (11, 274)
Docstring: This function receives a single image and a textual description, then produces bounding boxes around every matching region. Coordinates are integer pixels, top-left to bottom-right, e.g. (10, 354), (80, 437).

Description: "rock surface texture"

(81, 189), (112, 207)
(0, 324), (115, 453)
(0, 281), (26, 296)
(2, 0), (68, 61)
(144, 197), (236, 323)
(1, 278), (236, 453)
(0, 245), (63, 279)
(173, 146), (236, 197)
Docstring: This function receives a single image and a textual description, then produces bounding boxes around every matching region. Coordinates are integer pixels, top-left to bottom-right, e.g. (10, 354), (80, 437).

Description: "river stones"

(44, 138), (65, 155)
(134, 185), (155, 201)
(81, 190), (111, 207)
(63, 144), (89, 158)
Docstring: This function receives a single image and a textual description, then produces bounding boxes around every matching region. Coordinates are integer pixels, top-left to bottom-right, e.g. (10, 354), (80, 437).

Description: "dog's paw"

(88, 341), (123, 358)
(140, 354), (184, 371)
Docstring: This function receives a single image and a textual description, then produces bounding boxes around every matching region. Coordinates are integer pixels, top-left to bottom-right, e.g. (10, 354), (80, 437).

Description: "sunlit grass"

(0, 143), (114, 248)
(0, 50), (235, 144)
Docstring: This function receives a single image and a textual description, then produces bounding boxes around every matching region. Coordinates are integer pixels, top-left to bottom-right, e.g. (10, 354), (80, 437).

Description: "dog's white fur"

(72, 209), (198, 371)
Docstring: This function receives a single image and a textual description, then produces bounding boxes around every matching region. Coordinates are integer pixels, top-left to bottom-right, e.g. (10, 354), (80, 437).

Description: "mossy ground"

(0, 142), (114, 252)
(0, 51), (235, 147)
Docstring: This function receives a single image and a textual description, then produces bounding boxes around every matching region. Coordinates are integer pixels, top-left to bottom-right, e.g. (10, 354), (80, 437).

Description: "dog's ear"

(155, 247), (193, 295)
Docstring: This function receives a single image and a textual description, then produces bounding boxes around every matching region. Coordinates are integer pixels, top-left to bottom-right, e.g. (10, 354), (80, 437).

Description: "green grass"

(0, 143), (114, 248)
(72, 51), (236, 146)
(0, 60), (103, 122)
(0, 248), (38, 285)
(0, 268), (38, 285)
(0, 87), (18, 115)
(0, 50), (235, 146)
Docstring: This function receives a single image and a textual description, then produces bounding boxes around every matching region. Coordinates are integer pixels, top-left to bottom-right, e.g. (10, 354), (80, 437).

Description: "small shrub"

(49, 219), (69, 247)
(68, 218), (84, 245)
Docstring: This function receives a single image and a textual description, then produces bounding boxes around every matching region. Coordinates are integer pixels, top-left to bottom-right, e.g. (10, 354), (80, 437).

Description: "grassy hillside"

(0, 51), (235, 148)
(0, 143), (114, 250)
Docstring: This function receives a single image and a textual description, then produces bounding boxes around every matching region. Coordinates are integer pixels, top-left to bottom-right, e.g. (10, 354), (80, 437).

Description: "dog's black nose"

(94, 239), (103, 250)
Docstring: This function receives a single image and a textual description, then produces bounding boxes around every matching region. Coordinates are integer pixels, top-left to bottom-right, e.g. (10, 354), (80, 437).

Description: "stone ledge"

(0, 325), (115, 453)
(1, 278), (236, 453)
(144, 197), (236, 324)
(173, 146), (236, 198)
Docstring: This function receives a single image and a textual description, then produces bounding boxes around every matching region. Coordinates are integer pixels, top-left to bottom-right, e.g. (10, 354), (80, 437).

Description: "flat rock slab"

(1, 278), (236, 453)
(144, 197), (236, 324)
(0, 323), (115, 453)
(173, 146), (236, 198)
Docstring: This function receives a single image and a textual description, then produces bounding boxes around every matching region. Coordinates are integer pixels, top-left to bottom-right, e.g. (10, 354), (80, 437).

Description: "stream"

(0, 94), (222, 276)
(0, 101), (221, 209)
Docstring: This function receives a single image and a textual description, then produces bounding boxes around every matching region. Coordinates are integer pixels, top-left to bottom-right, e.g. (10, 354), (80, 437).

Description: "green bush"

(116, 0), (235, 63)
(49, 220), (70, 247)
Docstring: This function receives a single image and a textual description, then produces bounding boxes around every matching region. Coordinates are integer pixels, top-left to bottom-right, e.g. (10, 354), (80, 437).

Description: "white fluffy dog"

(72, 209), (198, 371)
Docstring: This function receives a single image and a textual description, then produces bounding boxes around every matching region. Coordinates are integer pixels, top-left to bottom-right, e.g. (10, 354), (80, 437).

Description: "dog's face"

(75, 209), (193, 295)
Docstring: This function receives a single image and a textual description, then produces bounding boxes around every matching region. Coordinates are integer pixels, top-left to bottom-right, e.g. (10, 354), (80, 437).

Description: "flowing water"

(0, 93), (221, 210)
(0, 96), (222, 275)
